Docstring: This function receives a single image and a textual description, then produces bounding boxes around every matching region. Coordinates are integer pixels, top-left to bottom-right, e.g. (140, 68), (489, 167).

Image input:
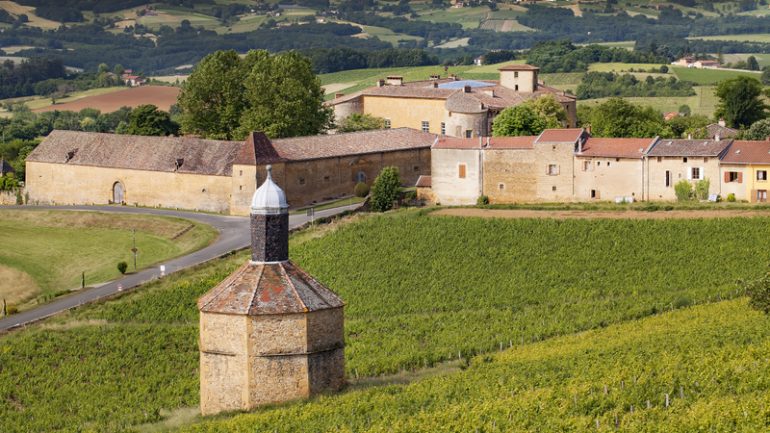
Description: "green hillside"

(3, 209), (770, 432)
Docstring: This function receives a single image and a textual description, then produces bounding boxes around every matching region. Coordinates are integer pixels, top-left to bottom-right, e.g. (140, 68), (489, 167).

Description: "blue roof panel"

(437, 80), (495, 89)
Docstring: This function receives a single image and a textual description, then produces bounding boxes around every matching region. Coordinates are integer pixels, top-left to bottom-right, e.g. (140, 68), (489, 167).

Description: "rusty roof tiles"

(648, 138), (732, 157)
(721, 140), (770, 164)
(535, 128), (586, 144)
(198, 261), (344, 316)
(579, 137), (656, 159)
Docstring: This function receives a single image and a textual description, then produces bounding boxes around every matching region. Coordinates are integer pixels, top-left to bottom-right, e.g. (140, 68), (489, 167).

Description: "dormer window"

(65, 149), (78, 162)
(175, 158), (184, 171)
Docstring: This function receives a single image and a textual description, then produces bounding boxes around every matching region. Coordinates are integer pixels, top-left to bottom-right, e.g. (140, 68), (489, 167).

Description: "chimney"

(687, 133), (692, 140)
(376, 79), (385, 87)
(484, 89), (495, 97)
(429, 74), (440, 80)
(386, 75), (403, 86)
(715, 133), (721, 142)
(463, 85), (472, 93)
(334, 92), (344, 99)
(250, 165), (289, 263)
(585, 125), (592, 136)
(433, 82), (438, 88)
(449, 74), (458, 81)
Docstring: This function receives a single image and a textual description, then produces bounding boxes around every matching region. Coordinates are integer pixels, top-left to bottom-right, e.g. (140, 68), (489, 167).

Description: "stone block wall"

(199, 313), (249, 416)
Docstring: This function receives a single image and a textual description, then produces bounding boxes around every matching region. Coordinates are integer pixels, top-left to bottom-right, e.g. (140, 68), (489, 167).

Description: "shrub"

(402, 189), (417, 202)
(695, 178), (710, 200)
(744, 270), (770, 314)
(117, 261), (128, 274)
(353, 181), (370, 198)
(477, 195), (489, 206)
(370, 166), (401, 212)
(727, 193), (736, 202)
(660, 65), (669, 73)
(674, 180), (693, 201)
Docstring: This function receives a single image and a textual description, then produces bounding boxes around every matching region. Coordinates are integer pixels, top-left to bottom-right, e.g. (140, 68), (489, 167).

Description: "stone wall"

(0, 190), (19, 205)
(574, 157), (645, 201)
(363, 96), (446, 135)
(532, 141), (576, 202)
(444, 111), (487, 138)
(26, 162), (233, 213)
(199, 313), (249, 416)
(646, 156), (722, 200)
(483, 149), (537, 203)
(431, 148), (481, 205)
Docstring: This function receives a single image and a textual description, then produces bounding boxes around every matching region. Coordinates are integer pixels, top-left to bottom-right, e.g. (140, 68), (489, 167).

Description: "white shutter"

(699, 167), (704, 181)
(686, 167), (692, 180)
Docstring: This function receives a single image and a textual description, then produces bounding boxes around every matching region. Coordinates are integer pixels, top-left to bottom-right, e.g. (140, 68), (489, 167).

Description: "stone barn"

(197, 166), (345, 415)
(24, 128), (435, 214)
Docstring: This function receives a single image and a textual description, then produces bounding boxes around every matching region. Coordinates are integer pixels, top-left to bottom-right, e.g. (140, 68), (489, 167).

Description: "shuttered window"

(458, 164), (466, 179)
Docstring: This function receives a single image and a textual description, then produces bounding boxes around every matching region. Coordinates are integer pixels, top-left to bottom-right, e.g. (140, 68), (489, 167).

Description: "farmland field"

(0, 210), (215, 308)
(671, 66), (763, 85)
(32, 85), (180, 113)
(721, 53), (770, 67)
(4, 209), (770, 432)
(688, 33), (770, 43)
(579, 86), (718, 117)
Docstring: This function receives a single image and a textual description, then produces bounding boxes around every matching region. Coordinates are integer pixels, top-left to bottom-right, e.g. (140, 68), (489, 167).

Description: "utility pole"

(81, 271), (85, 289)
(131, 229), (138, 271)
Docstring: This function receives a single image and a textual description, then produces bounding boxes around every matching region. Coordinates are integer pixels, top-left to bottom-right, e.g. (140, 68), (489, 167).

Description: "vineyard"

(2, 210), (770, 431)
(174, 299), (770, 432)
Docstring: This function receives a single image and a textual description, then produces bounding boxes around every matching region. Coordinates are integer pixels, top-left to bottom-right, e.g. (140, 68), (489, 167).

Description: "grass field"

(0, 210), (216, 307)
(0, 0), (61, 29)
(4, 209), (770, 432)
(588, 62), (668, 72)
(671, 66), (762, 85)
(0, 87), (126, 112)
(355, 24), (423, 45)
(689, 33), (770, 43)
(721, 53), (770, 67)
(579, 86), (718, 117)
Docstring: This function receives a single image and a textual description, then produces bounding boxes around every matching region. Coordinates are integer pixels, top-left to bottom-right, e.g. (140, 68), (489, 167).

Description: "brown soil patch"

(34, 85), (180, 113)
(0, 264), (39, 304)
(434, 208), (770, 220)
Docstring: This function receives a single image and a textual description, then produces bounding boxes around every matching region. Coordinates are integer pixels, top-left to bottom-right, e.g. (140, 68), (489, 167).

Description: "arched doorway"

(112, 181), (125, 204)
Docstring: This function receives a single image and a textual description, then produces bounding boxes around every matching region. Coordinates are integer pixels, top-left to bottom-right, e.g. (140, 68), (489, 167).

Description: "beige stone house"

(645, 138), (732, 201)
(574, 137), (656, 202)
(25, 128), (435, 214)
(327, 65), (577, 138)
(431, 128), (587, 205)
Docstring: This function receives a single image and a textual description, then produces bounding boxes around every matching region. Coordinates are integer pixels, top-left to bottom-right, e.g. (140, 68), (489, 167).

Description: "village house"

(24, 128), (435, 215)
(428, 129), (740, 205)
(720, 139), (770, 203)
(645, 138), (731, 201)
(327, 65), (577, 138)
(702, 119), (739, 140)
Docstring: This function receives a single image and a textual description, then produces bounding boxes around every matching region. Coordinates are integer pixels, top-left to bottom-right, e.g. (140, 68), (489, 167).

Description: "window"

(657, 157), (662, 163)
(384, 119), (391, 129)
(514, 71), (519, 78)
(727, 171), (741, 183)
(498, 183), (505, 190)
(515, 84), (519, 91)
(421, 121), (429, 133)
(583, 160), (591, 171)
(239, 185), (243, 191)
(683, 157), (688, 163)
(607, 161), (611, 167)
(615, 158), (620, 162)
(758, 170), (767, 181)
(547, 164), (559, 176)
(323, 175), (330, 182)
(440, 122), (446, 135)
(665, 170), (671, 187)
(298, 177), (306, 185)
(239, 170), (243, 176)
(691, 167), (702, 180)
(704, 157), (709, 163)
(596, 161), (600, 166)
(465, 130), (472, 138)
(458, 164), (466, 179)
(758, 190), (767, 203)
(413, 165), (419, 172)
(552, 186), (557, 192)
(356, 171), (367, 183)
(591, 189), (597, 199)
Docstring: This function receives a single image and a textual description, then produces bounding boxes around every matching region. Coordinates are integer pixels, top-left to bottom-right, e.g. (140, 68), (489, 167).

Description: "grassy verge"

(0, 210), (216, 307)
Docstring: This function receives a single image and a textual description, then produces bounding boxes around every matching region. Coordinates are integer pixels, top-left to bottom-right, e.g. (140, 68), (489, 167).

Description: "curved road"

(0, 204), (360, 333)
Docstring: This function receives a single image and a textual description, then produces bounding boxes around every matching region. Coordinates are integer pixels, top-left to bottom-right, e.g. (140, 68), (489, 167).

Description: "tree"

(179, 49), (332, 140)
(762, 67), (770, 86)
(715, 76), (768, 128)
(370, 166), (401, 212)
(678, 104), (691, 116)
(337, 113), (386, 132)
(747, 55), (760, 71)
(580, 98), (669, 138)
(742, 118), (770, 140)
(123, 105), (179, 136)
(492, 96), (565, 137)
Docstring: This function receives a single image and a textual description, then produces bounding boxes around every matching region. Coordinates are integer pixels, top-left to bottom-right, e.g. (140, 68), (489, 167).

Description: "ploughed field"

(2, 209), (770, 432)
(32, 85), (180, 113)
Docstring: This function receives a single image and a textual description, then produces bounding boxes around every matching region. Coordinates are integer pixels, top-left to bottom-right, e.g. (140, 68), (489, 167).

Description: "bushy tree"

(742, 118), (770, 140)
(492, 96), (565, 137)
(674, 179), (693, 201)
(337, 113), (386, 132)
(747, 55), (760, 71)
(715, 76), (768, 128)
(370, 166), (400, 212)
(695, 178), (710, 200)
(123, 105), (179, 136)
(580, 98), (670, 138)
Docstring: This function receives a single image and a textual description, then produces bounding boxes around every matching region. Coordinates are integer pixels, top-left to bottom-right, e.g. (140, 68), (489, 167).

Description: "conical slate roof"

(198, 261), (344, 315)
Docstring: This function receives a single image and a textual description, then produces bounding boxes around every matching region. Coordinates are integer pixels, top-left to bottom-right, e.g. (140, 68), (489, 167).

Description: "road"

(0, 203), (361, 332)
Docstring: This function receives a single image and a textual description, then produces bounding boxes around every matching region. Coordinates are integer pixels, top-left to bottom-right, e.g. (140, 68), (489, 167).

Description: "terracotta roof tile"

(579, 137), (656, 159)
(498, 64), (540, 71)
(648, 138), (732, 157)
(433, 136), (481, 149)
(415, 175), (431, 188)
(486, 136), (537, 149)
(27, 130), (242, 176)
(198, 261), (343, 315)
(433, 135), (537, 150)
(721, 140), (770, 164)
(535, 128), (586, 144)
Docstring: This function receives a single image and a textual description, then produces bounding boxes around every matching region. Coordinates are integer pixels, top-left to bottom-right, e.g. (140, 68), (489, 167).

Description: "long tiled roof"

(648, 138), (732, 157)
(27, 130), (243, 176)
(579, 137), (656, 159)
(265, 128), (436, 161)
(721, 140), (770, 164)
(535, 128), (585, 144)
(433, 135), (538, 150)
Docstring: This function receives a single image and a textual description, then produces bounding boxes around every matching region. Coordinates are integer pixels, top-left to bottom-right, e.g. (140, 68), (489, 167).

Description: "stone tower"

(198, 165), (345, 416)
